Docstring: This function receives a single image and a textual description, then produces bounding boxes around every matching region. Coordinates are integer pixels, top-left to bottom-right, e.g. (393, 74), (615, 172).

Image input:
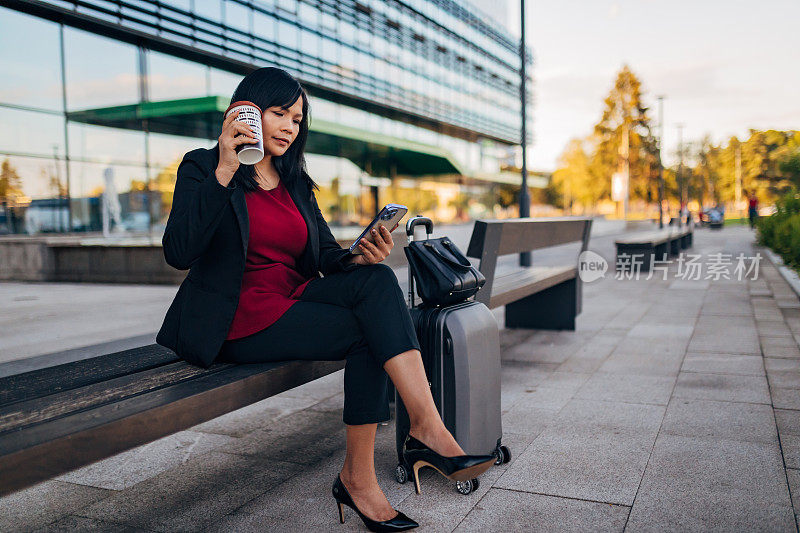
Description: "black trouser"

(217, 263), (420, 425)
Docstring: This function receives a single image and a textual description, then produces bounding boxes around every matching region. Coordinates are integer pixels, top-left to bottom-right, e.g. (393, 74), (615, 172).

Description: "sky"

(479, 0), (800, 171)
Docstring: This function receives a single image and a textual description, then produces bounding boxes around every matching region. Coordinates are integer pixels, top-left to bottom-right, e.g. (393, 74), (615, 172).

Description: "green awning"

(66, 96), (464, 177)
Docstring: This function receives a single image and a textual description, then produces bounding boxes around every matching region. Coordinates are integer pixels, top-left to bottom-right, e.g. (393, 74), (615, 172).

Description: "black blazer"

(155, 145), (359, 368)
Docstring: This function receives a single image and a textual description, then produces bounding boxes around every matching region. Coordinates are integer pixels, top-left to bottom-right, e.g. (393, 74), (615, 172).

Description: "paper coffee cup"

(224, 101), (264, 165)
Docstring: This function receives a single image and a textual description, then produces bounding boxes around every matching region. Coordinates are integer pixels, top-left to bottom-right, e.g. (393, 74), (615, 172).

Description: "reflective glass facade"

(0, 1), (532, 235)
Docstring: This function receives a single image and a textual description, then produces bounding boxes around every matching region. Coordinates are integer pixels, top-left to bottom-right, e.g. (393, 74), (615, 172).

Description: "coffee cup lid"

(225, 100), (262, 115)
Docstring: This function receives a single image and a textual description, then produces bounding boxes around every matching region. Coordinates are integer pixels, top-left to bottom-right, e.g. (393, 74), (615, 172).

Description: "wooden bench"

(615, 224), (693, 271)
(0, 344), (343, 497)
(465, 217), (592, 330)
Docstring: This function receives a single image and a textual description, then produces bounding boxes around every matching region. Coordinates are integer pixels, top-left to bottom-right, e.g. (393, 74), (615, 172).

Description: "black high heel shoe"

(402, 434), (495, 494)
(332, 475), (419, 532)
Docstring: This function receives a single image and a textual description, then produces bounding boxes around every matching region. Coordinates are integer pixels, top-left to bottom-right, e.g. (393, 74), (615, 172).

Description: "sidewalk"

(2, 225), (799, 531)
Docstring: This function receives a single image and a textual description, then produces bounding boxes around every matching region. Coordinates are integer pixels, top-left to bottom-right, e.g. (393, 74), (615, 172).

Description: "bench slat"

(467, 218), (590, 258)
(0, 355), (344, 497)
(0, 345), (179, 407)
(488, 266), (577, 308)
(0, 360), (227, 433)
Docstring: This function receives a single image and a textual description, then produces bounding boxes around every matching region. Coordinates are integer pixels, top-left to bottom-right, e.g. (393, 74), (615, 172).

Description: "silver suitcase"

(394, 216), (509, 495)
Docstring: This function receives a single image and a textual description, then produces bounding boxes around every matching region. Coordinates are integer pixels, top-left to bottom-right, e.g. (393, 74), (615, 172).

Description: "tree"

(0, 158), (25, 205)
(680, 130), (800, 208)
(590, 65), (659, 204)
(779, 148), (800, 189)
(550, 138), (600, 213)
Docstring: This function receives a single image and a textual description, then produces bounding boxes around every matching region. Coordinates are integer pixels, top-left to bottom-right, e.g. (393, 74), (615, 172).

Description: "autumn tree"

(550, 138), (601, 213)
(552, 66), (659, 214)
(591, 65), (659, 203)
(0, 159), (25, 205)
(692, 130), (800, 206)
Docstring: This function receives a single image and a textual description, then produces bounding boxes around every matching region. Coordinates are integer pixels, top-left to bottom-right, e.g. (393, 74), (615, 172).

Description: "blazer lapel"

(230, 186), (249, 261)
(285, 178), (320, 277)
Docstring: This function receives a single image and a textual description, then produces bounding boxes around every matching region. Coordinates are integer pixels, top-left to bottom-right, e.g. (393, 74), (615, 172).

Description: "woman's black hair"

(223, 66), (318, 193)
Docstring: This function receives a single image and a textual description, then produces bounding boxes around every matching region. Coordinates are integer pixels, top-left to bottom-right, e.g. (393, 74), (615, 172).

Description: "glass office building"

(0, 0), (533, 236)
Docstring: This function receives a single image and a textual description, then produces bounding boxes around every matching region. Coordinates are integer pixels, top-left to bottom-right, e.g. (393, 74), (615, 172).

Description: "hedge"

(756, 190), (800, 270)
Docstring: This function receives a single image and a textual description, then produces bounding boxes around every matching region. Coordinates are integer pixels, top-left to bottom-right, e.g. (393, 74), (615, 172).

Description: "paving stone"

(31, 515), (151, 533)
(681, 352), (764, 376)
(538, 370), (593, 389)
(766, 358), (800, 372)
(75, 451), (302, 532)
(455, 488), (629, 532)
(501, 402), (559, 437)
(788, 468), (800, 511)
(388, 452), (511, 532)
(55, 430), (239, 491)
(626, 323), (695, 340)
(575, 373), (676, 405)
(192, 395), (322, 437)
(498, 360), (559, 412)
(761, 336), (800, 358)
(669, 280), (710, 290)
(626, 434), (794, 532)
(597, 351), (684, 377)
(308, 391), (345, 414)
(661, 398), (778, 444)
(500, 360), (557, 389)
(556, 338), (618, 373)
(755, 309), (786, 321)
(229, 425), (416, 530)
(494, 399), (664, 505)
(201, 514), (328, 533)
(503, 332), (591, 364)
(626, 492), (795, 532)
(700, 300), (753, 317)
(772, 388), (800, 411)
(775, 409), (800, 436)
(756, 320), (794, 337)
(0, 480), (112, 532)
(609, 301), (652, 325)
(500, 382), (580, 412)
(777, 299), (800, 310)
(608, 337), (688, 357)
(222, 410), (347, 465)
(782, 434), (800, 469)
(673, 372), (771, 404)
(767, 368), (800, 389)
(688, 331), (761, 355)
(276, 369), (346, 402)
(750, 289), (774, 297)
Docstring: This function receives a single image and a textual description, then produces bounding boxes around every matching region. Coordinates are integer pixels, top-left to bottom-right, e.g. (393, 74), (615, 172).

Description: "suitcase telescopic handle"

(405, 215), (433, 309)
(406, 216), (433, 240)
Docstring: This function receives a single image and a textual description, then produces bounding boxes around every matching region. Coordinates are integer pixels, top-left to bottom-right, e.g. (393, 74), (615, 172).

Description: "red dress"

(225, 179), (315, 340)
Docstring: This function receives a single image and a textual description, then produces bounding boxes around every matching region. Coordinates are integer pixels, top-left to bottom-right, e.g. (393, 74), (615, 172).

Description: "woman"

(156, 67), (495, 532)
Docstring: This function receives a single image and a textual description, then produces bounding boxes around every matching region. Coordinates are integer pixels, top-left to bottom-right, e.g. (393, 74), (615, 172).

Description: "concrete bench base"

(615, 227), (693, 271)
(505, 277), (578, 330)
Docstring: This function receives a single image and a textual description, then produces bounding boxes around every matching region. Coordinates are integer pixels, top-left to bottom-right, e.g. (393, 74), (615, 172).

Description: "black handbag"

(404, 228), (486, 307)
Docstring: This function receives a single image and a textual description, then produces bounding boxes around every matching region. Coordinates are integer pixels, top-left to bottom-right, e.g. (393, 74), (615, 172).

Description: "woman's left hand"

(354, 223), (398, 265)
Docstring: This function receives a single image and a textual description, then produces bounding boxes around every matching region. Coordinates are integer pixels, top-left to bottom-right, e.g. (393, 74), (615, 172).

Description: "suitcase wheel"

(455, 478), (479, 495)
(395, 463), (409, 484)
(493, 445), (511, 465)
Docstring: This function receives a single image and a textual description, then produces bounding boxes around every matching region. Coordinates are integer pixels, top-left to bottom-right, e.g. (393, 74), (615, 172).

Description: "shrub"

(757, 190), (800, 270)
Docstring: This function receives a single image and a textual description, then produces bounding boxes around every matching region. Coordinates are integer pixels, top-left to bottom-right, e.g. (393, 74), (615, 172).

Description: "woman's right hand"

(216, 109), (258, 184)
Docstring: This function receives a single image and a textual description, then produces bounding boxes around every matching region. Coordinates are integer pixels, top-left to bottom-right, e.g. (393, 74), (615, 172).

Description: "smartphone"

(349, 203), (409, 255)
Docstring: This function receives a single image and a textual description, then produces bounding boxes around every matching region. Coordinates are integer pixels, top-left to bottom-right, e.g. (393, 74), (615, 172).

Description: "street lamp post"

(676, 123), (685, 228)
(518, 0), (531, 267)
(657, 96), (665, 229)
